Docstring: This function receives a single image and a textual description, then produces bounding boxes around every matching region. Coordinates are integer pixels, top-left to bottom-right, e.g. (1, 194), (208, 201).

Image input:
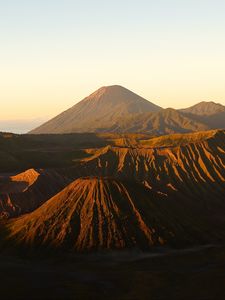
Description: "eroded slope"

(6, 177), (218, 251)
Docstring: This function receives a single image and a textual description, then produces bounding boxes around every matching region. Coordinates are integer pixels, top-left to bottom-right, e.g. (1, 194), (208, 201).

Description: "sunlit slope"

(140, 129), (224, 147)
(6, 177), (218, 251)
(76, 130), (225, 195)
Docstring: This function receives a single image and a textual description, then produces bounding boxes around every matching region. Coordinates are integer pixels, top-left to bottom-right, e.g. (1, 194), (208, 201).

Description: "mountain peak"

(84, 85), (129, 101)
(100, 84), (124, 90)
(84, 85), (149, 102)
(30, 86), (162, 134)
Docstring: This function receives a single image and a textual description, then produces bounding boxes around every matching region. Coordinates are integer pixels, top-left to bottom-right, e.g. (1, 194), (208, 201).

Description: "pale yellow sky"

(1, 60), (224, 120)
(1, 0), (225, 121)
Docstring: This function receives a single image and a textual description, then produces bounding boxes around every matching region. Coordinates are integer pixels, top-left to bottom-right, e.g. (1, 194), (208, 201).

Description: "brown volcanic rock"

(0, 169), (70, 218)
(5, 177), (214, 251)
(74, 130), (225, 197)
(0, 169), (40, 194)
(4, 130), (225, 252)
(30, 85), (161, 134)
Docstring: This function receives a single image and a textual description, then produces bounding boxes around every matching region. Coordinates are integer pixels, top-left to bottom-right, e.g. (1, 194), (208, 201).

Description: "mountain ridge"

(180, 101), (225, 116)
(1, 129), (225, 252)
(29, 85), (225, 135)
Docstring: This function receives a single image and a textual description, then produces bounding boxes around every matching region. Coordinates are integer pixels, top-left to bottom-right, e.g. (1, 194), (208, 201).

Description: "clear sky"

(1, 0), (225, 123)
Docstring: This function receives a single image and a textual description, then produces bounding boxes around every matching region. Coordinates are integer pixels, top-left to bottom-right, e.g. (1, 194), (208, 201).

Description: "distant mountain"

(30, 85), (161, 134)
(105, 108), (209, 134)
(30, 87), (225, 134)
(181, 101), (225, 130)
(180, 101), (225, 116)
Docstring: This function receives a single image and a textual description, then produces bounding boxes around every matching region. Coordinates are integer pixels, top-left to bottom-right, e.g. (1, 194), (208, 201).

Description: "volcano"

(30, 85), (161, 134)
(30, 86), (225, 135)
(6, 177), (219, 252)
(5, 130), (225, 252)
